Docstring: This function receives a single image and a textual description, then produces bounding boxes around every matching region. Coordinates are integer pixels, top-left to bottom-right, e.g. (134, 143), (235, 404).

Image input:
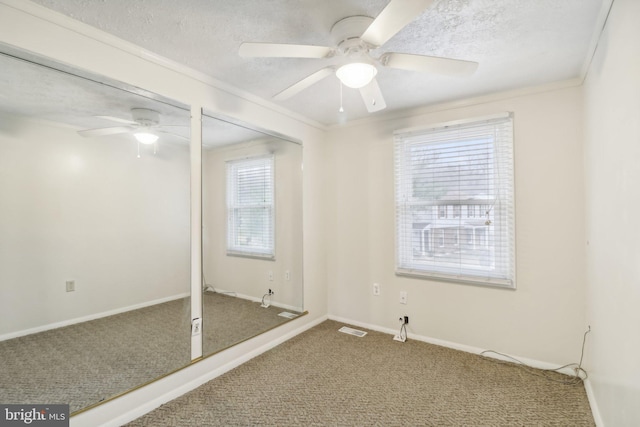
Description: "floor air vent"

(278, 312), (298, 319)
(338, 326), (367, 337)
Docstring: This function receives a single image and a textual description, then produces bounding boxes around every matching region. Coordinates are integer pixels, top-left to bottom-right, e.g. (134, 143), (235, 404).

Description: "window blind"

(226, 155), (274, 258)
(394, 114), (515, 288)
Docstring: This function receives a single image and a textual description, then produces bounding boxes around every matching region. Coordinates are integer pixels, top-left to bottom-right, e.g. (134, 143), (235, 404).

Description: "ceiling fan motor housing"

(131, 108), (159, 126)
(331, 16), (375, 56)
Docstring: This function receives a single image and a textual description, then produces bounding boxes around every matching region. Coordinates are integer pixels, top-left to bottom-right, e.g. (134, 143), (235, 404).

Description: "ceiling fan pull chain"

(137, 141), (141, 158)
(339, 80), (344, 113)
(154, 142), (157, 155)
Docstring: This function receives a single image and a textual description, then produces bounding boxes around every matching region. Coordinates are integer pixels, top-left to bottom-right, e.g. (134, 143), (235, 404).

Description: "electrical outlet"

(404, 315), (409, 325)
(191, 318), (202, 336)
(373, 283), (380, 296)
(399, 291), (407, 304)
(66, 280), (75, 292)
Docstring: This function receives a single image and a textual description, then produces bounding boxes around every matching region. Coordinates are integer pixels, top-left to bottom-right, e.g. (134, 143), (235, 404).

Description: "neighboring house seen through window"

(394, 113), (515, 288)
(226, 155), (274, 259)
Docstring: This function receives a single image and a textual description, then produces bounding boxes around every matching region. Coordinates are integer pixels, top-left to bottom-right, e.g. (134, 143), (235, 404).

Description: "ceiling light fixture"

(134, 131), (159, 145)
(335, 62), (377, 89)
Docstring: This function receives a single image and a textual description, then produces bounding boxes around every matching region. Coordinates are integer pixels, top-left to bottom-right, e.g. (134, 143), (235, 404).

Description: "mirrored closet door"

(201, 113), (304, 358)
(0, 45), (192, 413)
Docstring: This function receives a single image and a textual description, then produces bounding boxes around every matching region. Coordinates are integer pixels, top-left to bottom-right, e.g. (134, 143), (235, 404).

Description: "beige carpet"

(0, 293), (296, 413)
(126, 320), (595, 426)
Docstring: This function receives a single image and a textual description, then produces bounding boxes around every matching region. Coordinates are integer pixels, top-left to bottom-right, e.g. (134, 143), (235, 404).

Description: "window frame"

(225, 155), (275, 260)
(393, 113), (516, 289)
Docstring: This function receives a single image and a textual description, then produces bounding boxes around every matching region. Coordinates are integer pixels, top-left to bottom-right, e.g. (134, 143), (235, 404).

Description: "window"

(226, 156), (274, 259)
(467, 205), (476, 218)
(394, 113), (515, 288)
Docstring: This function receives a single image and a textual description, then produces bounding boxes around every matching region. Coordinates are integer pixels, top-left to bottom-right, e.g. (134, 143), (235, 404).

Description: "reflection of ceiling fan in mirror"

(239, 0), (478, 113)
(77, 108), (188, 144)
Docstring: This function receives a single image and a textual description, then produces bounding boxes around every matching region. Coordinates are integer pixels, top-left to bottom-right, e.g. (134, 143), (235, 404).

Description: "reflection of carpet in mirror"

(202, 292), (299, 357)
(0, 293), (299, 413)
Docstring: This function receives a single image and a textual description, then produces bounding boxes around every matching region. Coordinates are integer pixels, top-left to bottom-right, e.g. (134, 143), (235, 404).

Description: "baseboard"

(100, 314), (329, 427)
(328, 315), (576, 376)
(207, 288), (302, 312)
(0, 292), (189, 342)
(583, 378), (605, 426)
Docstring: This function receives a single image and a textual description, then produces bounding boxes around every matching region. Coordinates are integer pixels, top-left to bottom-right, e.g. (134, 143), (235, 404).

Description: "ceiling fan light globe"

(336, 63), (377, 89)
(134, 131), (159, 144)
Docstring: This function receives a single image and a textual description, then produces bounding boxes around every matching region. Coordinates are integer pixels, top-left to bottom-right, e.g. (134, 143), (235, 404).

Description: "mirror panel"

(0, 46), (191, 413)
(201, 113), (303, 357)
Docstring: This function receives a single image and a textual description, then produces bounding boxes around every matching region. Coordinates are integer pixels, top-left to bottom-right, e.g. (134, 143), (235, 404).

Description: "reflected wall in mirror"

(0, 46), (192, 413)
(201, 113), (303, 357)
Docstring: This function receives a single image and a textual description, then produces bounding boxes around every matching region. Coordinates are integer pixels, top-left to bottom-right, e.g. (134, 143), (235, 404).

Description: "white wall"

(583, 0), (640, 424)
(202, 138), (303, 310)
(326, 85), (587, 365)
(0, 114), (190, 336)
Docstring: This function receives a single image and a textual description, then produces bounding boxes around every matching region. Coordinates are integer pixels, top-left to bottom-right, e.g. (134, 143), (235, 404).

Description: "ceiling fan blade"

(77, 126), (134, 137)
(239, 42), (333, 58)
(273, 67), (335, 101)
(361, 0), (435, 47)
(155, 124), (189, 128)
(156, 129), (189, 140)
(95, 115), (137, 125)
(381, 52), (479, 76)
(359, 78), (387, 113)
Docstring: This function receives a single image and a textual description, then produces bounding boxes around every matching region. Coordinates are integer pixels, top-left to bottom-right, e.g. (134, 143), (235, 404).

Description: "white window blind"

(226, 156), (274, 259)
(394, 114), (515, 288)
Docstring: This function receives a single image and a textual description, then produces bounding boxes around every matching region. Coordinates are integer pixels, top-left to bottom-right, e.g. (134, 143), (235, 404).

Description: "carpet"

(126, 320), (595, 426)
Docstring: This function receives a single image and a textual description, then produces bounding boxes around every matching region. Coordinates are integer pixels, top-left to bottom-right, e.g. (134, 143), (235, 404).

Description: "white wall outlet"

(65, 280), (75, 292)
(268, 271), (274, 281)
(400, 291), (407, 304)
(373, 283), (380, 296)
(285, 270), (290, 281)
(191, 318), (202, 336)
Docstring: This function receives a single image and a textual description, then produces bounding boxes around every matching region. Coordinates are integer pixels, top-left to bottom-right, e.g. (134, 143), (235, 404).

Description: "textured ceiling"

(0, 49), (268, 148)
(24, 0), (604, 125)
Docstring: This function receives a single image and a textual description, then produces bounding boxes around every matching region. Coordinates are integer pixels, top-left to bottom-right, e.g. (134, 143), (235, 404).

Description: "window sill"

(226, 251), (275, 261)
(395, 268), (515, 290)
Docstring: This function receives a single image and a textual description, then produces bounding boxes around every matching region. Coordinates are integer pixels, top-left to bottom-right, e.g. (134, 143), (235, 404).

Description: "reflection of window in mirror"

(453, 205), (461, 218)
(226, 155), (275, 259)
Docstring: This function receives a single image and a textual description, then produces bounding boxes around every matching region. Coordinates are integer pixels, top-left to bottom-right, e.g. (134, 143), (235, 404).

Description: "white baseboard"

(99, 314), (328, 427)
(0, 293), (190, 342)
(583, 378), (605, 426)
(328, 315), (576, 376)
(207, 288), (302, 312)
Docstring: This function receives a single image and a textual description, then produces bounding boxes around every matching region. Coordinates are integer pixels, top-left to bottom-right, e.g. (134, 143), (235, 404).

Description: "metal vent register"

(338, 326), (367, 337)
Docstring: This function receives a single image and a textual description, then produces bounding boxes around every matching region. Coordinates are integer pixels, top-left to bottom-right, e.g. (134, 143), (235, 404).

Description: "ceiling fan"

(239, 0), (478, 113)
(77, 108), (187, 144)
